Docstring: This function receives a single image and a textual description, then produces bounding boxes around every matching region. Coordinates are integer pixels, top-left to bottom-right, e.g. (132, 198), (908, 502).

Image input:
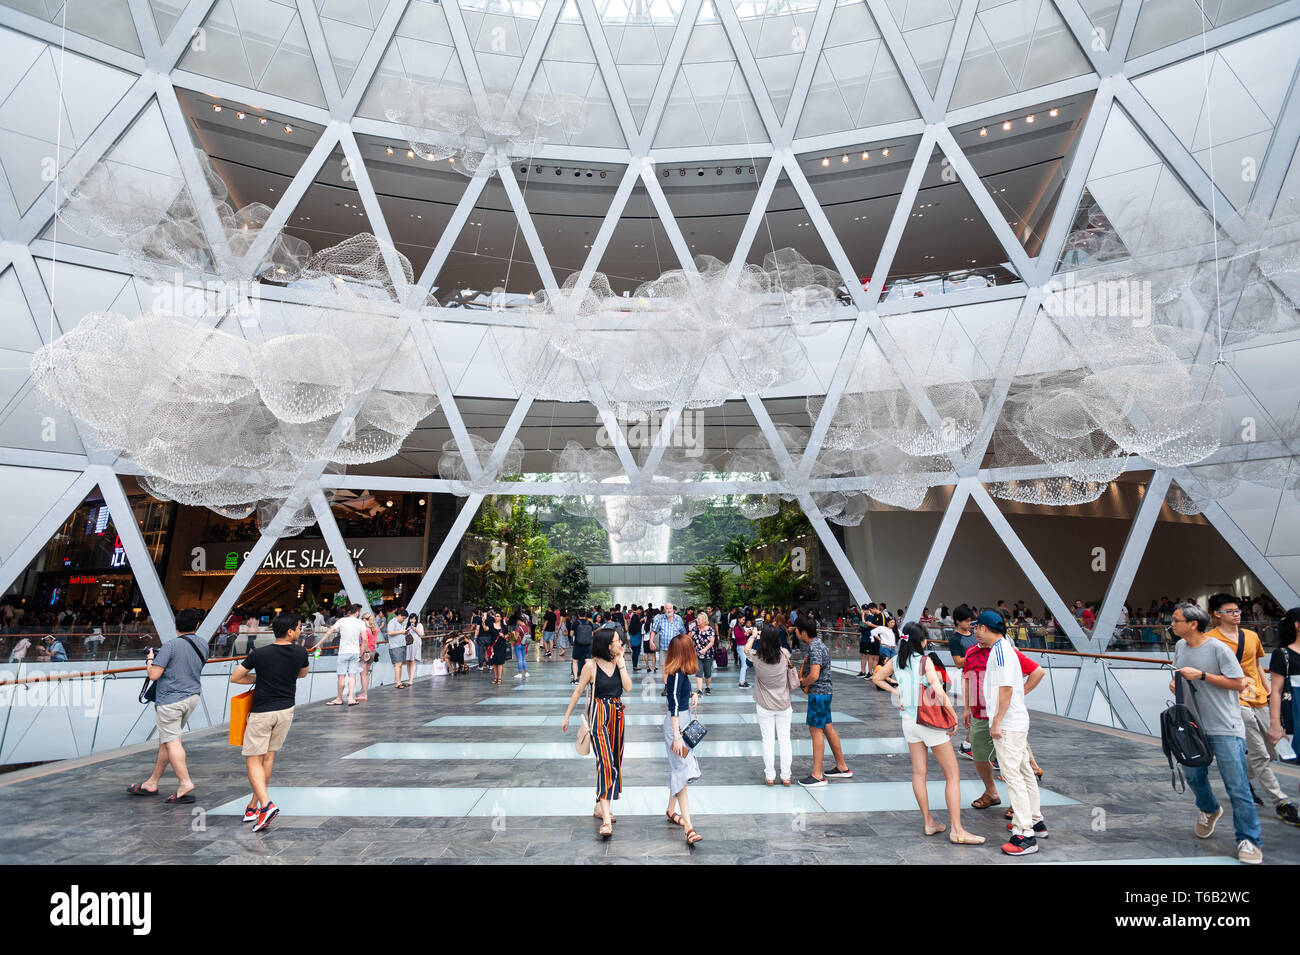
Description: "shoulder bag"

(139, 635), (207, 704)
(674, 672), (708, 749)
(1282, 649), (1295, 736)
(785, 650), (801, 693)
(915, 658), (957, 730)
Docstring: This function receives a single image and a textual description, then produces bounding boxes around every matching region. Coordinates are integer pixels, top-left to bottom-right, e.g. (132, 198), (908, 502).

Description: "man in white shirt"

(975, 609), (1046, 857)
(387, 609), (410, 688)
(321, 603), (365, 705)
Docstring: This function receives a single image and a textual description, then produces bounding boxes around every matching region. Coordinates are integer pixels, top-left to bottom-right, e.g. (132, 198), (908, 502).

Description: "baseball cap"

(975, 610), (1006, 633)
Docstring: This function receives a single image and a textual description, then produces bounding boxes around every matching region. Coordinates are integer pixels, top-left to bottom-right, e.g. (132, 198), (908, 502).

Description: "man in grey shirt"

(128, 608), (208, 803)
(1168, 602), (1261, 864)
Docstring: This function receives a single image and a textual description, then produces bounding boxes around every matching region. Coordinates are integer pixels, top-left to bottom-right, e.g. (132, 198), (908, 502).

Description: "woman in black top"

(488, 612), (509, 685)
(1268, 607), (1300, 755)
(561, 628), (631, 838)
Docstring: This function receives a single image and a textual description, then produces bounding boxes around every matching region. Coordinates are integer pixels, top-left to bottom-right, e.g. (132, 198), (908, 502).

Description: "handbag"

(681, 718), (707, 749)
(785, 651), (801, 693)
(574, 678), (595, 755)
(228, 689), (254, 746)
(916, 658), (957, 730)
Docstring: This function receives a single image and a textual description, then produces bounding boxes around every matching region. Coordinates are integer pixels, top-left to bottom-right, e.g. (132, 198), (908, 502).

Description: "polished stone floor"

(2, 656), (1298, 865)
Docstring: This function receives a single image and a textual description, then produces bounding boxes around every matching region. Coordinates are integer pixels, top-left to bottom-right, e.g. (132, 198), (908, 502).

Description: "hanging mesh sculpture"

(438, 434), (526, 495)
(383, 80), (586, 177)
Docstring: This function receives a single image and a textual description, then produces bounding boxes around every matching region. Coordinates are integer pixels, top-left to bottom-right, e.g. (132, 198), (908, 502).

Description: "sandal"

(1004, 807), (1015, 819)
(970, 793), (1001, 810)
(924, 822), (947, 836)
(598, 822), (613, 839)
(666, 811), (683, 826)
(166, 792), (195, 804)
(685, 828), (702, 846)
(950, 832), (986, 845)
(325, 700), (343, 706)
(594, 809), (617, 823)
(127, 783), (157, 796)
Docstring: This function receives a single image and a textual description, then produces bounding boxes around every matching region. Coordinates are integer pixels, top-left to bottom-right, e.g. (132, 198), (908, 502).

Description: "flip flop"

(325, 700), (343, 706)
(970, 793), (1001, 809)
(127, 783), (157, 796)
(347, 700), (359, 706)
(166, 792), (195, 804)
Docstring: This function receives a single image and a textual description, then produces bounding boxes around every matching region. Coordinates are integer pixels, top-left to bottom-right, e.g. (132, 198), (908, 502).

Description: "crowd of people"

(115, 589), (1300, 862)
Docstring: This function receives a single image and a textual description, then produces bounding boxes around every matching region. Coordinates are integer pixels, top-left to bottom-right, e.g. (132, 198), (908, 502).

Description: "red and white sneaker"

(242, 805), (260, 824)
(1000, 833), (1038, 856)
(252, 801), (279, 832)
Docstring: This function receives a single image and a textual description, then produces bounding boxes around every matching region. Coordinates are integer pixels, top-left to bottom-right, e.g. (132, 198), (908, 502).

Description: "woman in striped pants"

(562, 629), (631, 838)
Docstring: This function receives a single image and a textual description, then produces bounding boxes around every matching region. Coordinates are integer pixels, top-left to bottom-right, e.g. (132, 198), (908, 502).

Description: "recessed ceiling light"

(882, 147), (890, 157)
(386, 146), (394, 155)
(1002, 120), (1012, 131)
(861, 151), (868, 160)
(821, 157), (830, 167)
(284, 124), (293, 133)
(212, 104), (221, 112)
(236, 111), (245, 120)
(258, 116), (267, 125)
(1049, 107), (1059, 117)
(979, 127), (987, 137)
(663, 169), (670, 177)
(418, 498), (425, 506)
(407, 149), (415, 158)
(1025, 114), (1035, 123)
(840, 155), (849, 164)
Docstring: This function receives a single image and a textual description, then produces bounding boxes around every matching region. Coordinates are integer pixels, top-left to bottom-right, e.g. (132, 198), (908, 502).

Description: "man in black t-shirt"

(230, 612), (309, 832)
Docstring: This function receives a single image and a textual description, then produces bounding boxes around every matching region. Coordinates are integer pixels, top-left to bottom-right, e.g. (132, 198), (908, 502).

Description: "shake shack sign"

(189, 537), (423, 574)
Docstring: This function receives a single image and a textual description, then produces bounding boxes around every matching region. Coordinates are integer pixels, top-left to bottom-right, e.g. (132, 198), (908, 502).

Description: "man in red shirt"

(963, 639), (1046, 811)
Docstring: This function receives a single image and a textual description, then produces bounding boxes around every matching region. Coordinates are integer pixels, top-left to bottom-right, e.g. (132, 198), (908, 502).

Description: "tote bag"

(228, 690), (254, 746)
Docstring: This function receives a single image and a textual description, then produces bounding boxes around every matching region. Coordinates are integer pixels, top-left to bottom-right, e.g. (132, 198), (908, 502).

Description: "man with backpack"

(1167, 602), (1262, 864)
(570, 609), (595, 685)
(1205, 593), (1300, 826)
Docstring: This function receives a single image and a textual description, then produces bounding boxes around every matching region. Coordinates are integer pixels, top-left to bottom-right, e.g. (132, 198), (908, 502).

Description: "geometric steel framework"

(1, 0), (1299, 735)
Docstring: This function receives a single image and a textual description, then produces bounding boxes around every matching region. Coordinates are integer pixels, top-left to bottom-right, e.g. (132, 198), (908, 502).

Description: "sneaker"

(513, 673), (523, 680)
(1001, 833), (1038, 856)
(252, 802), (279, 832)
(1237, 840), (1262, 864)
(959, 745), (974, 761)
(1276, 802), (1300, 827)
(824, 765), (853, 779)
(1195, 806), (1223, 839)
(798, 775), (828, 789)
(242, 805), (260, 824)
(1006, 820), (1049, 838)
(705, 687), (712, 695)
(1251, 784), (1264, 807)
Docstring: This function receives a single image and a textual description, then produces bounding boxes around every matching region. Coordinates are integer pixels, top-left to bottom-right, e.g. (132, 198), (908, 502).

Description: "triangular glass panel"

(315, 0), (396, 92)
(149, 0), (187, 46)
(796, 135), (924, 289)
(793, 0), (918, 140)
(521, 160), (628, 287)
(355, 0), (467, 121)
(660, 157), (768, 265)
(950, 92), (1095, 255)
(1132, 19), (1300, 210)
(0, 37), (136, 215)
(2, 0), (143, 55)
(949, 0), (1091, 111)
(523, 0), (626, 148)
(429, 171), (545, 304)
(597, 0), (687, 130)
(730, 0), (818, 122)
(652, 0), (766, 148)
(1077, 0), (1120, 50)
(742, 170), (842, 278)
(180, 0), (326, 108)
(883, 0), (960, 96)
(591, 179), (681, 294)
(885, 144), (1022, 300)
(461, 0), (542, 95)
(1128, 0), (1287, 60)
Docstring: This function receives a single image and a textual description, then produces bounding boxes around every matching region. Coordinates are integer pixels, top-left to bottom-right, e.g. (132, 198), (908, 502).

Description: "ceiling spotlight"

(284, 124), (293, 133)
(679, 168), (686, 176)
(535, 165), (542, 173)
(555, 167), (562, 175)
(418, 498), (426, 506)
(446, 156), (453, 163)
(587, 170), (593, 177)
(600, 170), (606, 179)
(716, 167), (722, 175)
(882, 147), (890, 157)
(979, 127), (987, 137)
(258, 116), (267, 125)
(1049, 107), (1059, 117)
(386, 500), (394, 507)
(520, 164), (527, 173)
(212, 104), (222, 112)
(663, 169), (670, 177)
(1002, 120), (1012, 131)
(236, 111), (245, 120)
(735, 166), (743, 174)
(697, 168), (704, 176)
(861, 151), (869, 160)
(1025, 113), (1035, 123)
(407, 149), (415, 158)
(574, 169), (580, 177)
(841, 155), (849, 164)
(821, 157), (830, 167)
(749, 166), (754, 174)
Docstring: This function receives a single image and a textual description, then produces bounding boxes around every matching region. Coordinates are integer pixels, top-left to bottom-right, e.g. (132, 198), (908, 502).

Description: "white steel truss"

(0, 0), (1296, 736)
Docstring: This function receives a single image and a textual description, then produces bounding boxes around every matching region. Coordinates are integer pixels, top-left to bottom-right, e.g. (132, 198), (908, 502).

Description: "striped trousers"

(591, 697), (625, 801)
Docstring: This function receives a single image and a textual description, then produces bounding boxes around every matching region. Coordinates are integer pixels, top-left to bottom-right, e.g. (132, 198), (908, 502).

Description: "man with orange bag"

(230, 612), (309, 832)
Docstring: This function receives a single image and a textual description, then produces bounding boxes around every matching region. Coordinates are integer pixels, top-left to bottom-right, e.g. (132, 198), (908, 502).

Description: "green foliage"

(754, 498), (813, 544)
(748, 553), (813, 607)
(668, 503), (755, 562)
(683, 558), (737, 608)
(554, 554), (591, 610)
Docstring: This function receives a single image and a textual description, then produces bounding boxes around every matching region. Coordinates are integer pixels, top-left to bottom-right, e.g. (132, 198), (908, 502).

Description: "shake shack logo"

(49, 885), (151, 934)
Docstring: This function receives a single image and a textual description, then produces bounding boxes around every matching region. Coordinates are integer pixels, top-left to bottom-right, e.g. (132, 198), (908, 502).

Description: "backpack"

(1160, 674), (1214, 792)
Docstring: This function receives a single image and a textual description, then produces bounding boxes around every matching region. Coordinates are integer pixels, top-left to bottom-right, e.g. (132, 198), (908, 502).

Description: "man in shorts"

(570, 609), (594, 684)
(128, 608), (208, 802)
(794, 616), (852, 788)
(230, 612), (310, 832)
(387, 609), (409, 687)
(319, 603), (364, 705)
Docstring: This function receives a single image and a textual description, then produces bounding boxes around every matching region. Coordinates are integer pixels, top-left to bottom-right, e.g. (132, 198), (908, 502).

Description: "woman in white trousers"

(745, 624), (794, 785)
